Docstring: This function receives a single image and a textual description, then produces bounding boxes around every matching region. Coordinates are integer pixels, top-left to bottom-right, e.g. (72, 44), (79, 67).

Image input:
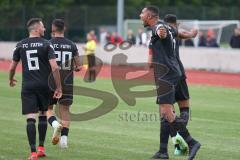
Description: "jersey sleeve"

(46, 42), (56, 60)
(12, 43), (21, 62)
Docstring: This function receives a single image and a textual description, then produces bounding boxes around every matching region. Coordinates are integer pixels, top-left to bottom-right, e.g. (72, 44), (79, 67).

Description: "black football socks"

(27, 118), (36, 152)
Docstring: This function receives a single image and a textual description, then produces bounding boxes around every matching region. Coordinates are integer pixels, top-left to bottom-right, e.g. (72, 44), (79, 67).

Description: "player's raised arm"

(163, 14), (198, 40)
(178, 28), (198, 39)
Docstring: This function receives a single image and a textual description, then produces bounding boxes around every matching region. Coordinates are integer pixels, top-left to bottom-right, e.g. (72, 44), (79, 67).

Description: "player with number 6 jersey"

(9, 18), (62, 160)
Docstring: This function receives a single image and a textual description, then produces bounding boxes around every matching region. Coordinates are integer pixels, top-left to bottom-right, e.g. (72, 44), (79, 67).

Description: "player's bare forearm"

(178, 29), (198, 39)
(9, 68), (16, 81)
(73, 55), (82, 71)
(53, 68), (62, 90)
(9, 61), (18, 80)
(9, 61), (18, 87)
(49, 59), (62, 91)
(53, 72), (62, 99)
(51, 67), (62, 99)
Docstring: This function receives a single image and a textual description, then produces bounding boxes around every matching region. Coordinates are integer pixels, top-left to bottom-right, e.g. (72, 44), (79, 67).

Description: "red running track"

(1, 60), (240, 89)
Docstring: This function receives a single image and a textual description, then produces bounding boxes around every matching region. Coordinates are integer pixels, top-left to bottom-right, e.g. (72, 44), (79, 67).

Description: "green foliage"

(1, 0), (240, 8)
(0, 0), (239, 41)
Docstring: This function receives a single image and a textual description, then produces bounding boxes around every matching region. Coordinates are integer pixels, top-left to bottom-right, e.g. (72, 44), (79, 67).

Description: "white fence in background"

(1, 42), (240, 73)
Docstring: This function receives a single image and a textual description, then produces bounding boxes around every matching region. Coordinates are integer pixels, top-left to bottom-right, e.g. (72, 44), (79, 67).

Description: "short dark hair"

(145, 5), (159, 18)
(52, 19), (65, 32)
(27, 18), (42, 31)
(164, 14), (177, 24)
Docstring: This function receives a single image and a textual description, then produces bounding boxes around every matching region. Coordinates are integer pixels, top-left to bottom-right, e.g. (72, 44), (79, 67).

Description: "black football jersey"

(13, 37), (56, 90)
(150, 21), (182, 81)
(49, 37), (79, 85)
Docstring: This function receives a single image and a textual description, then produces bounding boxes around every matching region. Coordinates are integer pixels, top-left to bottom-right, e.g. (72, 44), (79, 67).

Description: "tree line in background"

(1, 0), (240, 7)
(0, 0), (239, 41)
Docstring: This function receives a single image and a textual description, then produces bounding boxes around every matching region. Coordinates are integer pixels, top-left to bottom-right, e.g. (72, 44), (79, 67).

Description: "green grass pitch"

(0, 71), (240, 160)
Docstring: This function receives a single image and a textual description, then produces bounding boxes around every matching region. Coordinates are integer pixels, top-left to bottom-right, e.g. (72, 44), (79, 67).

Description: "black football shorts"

(175, 78), (190, 102)
(21, 90), (50, 115)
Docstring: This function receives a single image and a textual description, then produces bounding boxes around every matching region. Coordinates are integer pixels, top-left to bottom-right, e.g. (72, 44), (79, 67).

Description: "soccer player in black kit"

(8, 18), (62, 160)
(47, 19), (81, 148)
(154, 14), (199, 158)
(140, 6), (201, 160)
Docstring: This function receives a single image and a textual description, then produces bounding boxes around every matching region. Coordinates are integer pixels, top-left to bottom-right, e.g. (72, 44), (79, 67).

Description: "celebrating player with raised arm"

(155, 14), (199, 159)
(140, 6), (201, 160)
